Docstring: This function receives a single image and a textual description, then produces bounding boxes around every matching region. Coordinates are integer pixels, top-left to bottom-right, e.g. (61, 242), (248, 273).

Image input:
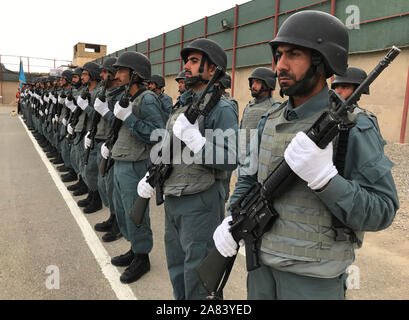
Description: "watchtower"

(73, 43), (107, 67)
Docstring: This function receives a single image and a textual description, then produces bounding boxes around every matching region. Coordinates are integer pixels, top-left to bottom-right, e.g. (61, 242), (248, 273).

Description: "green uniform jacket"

(230, 85), (399, 233)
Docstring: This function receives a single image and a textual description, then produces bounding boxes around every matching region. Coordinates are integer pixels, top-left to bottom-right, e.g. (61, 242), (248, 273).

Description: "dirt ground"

(346, 142), (409, 300)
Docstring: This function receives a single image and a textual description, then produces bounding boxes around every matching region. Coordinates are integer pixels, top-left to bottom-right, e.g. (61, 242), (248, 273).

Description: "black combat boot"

(61, 169), (77, 183)
(46, 150), (58, 159)
(73, 183), (88, 196)
(94, 213), (115, 232)
(111, 248), (135, 267)
(67, 175), (85, 191)
(83, 191), (102, 214)
(77, 192), (93, 207)
(57, 165), (71, 172)
(120, 254), (150, 284)
(102, 218), (122, 242)
(52, 155), (64, 164)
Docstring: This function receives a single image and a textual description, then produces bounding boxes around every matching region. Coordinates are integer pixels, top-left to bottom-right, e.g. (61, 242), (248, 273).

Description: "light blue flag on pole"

(19, 60), (26, 89)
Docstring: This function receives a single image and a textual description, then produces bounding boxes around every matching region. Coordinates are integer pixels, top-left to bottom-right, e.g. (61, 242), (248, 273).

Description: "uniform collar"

(285, 85), (329, 121)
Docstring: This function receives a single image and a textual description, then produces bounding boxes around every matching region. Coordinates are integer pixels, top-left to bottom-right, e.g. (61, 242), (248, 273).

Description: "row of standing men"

(19, 39), (281, 299)
(19, 9), (399, 300)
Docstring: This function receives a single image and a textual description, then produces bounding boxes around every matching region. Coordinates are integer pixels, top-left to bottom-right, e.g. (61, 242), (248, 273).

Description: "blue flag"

(19, 60), (26, 89)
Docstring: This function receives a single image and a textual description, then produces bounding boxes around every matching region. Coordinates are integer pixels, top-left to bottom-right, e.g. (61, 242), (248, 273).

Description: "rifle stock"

(196, 45), (401, 298)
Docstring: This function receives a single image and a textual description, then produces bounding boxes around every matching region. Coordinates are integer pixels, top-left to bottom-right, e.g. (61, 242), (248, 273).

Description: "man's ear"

(208, 63), (216, 77)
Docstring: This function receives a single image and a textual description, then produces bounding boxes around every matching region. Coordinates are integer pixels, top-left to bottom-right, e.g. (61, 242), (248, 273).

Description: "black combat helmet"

(181, 38), (227, 71)
(248, 67), (276, 90)
(218, 73), (231, 89)
(61, 69), (74, 83)
(331, 67), (369, 94)
(102, 57), (118, 76)
(269, 10), (349, 78)
(150, 74), (165, 88)
(113, 51), (151, 81)
(82, 62), (102, 81)
(73, 67), (83, 76)
(175, 71), (186, 81)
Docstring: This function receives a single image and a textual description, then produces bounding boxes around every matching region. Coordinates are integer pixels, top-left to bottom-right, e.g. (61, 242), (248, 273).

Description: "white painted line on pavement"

(19, 117), (137, 300)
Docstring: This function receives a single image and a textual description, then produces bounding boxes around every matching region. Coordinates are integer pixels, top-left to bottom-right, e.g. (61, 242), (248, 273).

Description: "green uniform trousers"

(113, 160), (153, 254)
(96, 141), (115, 210)
(164, 180), (225, 300)
(247, 263), (347, 300)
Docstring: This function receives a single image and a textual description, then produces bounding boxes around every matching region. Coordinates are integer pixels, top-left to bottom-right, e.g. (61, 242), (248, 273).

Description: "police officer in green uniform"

(137, 38), (238, 299)
(61, 67), (84, 183)
(175, 71), (186, 95)
(76, 62), (103, 213)
(239, 67), (280, 162)
(331, 67), (379, 128)
(55, 70), (74, 174)
(100, 51), (166, 283)
(331, 66), (369, 100)
(91, 57), (125, 242)
(148, 74), (173, 119)
(213, 10), (399, 300)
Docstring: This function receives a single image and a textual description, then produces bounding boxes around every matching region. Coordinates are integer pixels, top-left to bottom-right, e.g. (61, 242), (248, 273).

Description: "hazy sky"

(1, 0), (249, 72)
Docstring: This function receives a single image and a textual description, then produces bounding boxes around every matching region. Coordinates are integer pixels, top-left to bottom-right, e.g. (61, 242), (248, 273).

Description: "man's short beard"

(279, 68), (319, 98)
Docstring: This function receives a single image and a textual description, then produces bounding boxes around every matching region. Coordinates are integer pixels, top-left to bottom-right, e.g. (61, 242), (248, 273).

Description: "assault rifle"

(99, 72), (136, 177)
(196, 46), (401, 299)
(84, 77), (110, 165)
(129, 66), (225, 227)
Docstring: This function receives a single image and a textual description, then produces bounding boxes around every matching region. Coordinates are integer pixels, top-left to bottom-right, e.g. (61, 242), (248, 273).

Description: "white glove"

(45, 108), (48, 115)
(137, 172), (155, 199)
(58, 95), (65, 104)
(94, 97), (110, 117)
(84, 132), (92, 149)
(39, 98), (44, 106)
(44, 96), (50, 103)
(101, 143), (110, 159)
(113, 101), (132, 121)
(77, 95), (89, 110)
(65, 97), (77, 112)
(39, 110), (44, 117)
(51, 95), (57, 105)
(67, 124), (74, 135)
(172, 113), (206, 154)
(213, 216), (243, 257)
(62, 118), (67, 126)
(54, 115), (59, 122)
(284, 131), (338, 190)
(52, 118), (55, 125)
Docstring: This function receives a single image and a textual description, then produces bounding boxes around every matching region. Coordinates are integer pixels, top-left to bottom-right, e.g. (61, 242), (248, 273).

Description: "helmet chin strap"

(251, 82), (270, 99)
(74, 81), (82, 89)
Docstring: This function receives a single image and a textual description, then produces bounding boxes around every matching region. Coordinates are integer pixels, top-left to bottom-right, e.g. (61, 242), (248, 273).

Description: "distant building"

(73, 43), (107, 67)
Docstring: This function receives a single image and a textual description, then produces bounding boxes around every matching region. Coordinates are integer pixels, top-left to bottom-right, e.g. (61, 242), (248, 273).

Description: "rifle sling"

(333, 122), (356, 242)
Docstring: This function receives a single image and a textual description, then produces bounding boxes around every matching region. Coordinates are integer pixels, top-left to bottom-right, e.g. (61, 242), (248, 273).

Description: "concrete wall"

(0, 81), (19, 105)
(164, 47), (409, 143)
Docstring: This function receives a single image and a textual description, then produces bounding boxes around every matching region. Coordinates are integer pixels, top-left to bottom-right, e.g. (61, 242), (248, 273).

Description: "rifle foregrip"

(129, 197), (149, 227)
(155, 186), (165, 206)
(99, 158), (108, 177)
(196, 248), (234, 295)
(84, 148), (90, 165)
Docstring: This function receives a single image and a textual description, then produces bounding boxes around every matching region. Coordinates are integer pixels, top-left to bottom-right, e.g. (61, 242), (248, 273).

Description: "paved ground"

(1, 104), (408, 300)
